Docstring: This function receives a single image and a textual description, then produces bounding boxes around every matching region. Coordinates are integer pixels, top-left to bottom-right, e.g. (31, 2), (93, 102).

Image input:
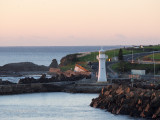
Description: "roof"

(75, 64), (89, 72)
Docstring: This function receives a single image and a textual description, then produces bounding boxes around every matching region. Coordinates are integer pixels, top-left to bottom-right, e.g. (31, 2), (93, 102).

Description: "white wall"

(131, 69), (146, 75)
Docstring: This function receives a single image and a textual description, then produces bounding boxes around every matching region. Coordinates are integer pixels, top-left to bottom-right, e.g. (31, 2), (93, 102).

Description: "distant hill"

(0, 62), (49, 72)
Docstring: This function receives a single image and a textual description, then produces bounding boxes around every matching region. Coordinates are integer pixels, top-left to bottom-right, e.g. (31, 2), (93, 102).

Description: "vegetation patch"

(112, 62), (160, 74)
(143, 53), (160, 61)
(59, 45), (160, 72)
(77, 52), (99, 62)
(143, 45), (160, 51)
(60, 64), (75, 72)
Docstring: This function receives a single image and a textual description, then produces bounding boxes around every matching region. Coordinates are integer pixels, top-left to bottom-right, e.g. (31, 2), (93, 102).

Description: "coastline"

(0, 45), (160, 119)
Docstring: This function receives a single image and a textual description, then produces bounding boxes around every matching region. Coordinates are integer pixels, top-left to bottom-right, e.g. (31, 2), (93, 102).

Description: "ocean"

(0, 92), (143, 120)
(0, 46), (123, 66)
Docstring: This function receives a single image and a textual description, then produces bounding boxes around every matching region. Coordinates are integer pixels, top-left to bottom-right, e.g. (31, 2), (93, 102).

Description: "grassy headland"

(77, 45), (160, 63)
(59, 45), (160, 72)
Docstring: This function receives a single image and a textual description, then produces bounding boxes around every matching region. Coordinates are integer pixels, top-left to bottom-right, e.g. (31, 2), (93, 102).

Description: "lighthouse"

(97, 48), (108, 82)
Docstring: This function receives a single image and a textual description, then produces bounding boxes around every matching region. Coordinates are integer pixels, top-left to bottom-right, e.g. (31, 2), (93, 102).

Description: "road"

(91, 51), (160, 78)
(107, 51), (160, 78)
(123, 51), (160, 62)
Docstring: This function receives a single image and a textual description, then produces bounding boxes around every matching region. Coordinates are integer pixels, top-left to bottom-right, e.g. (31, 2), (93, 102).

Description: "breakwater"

(90, 84), (160, 119)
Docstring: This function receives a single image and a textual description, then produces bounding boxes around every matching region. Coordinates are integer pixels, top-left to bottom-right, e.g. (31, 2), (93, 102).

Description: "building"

(74, 64), (89, 72)
(140, 45), (144, 48)
(131, 69), (146, 75)
(97, 48), (108, 82)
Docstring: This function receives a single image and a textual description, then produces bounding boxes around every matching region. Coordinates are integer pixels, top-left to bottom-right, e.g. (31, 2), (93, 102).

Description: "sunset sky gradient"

(0, 0), (160, 46)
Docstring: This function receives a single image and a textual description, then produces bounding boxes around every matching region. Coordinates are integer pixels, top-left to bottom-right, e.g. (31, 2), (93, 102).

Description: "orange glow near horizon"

(0, 0), (160, 46)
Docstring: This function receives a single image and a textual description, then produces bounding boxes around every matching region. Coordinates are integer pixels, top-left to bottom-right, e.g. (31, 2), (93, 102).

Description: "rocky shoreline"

(0, 81), (105, 95)
(0, 71), (101, 95)
(90, 84), (160, 119)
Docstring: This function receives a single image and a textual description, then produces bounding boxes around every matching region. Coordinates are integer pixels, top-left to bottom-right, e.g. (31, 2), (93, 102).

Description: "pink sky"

(0, 0), (160, 46)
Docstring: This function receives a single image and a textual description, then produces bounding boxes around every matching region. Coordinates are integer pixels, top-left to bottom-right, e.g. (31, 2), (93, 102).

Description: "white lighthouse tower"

(97, 48), (108, 82)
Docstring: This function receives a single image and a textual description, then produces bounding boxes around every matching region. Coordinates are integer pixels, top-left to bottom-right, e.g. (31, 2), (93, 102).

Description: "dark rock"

(18, 77), (37, 84)
(90, 85), (160, 119)
(18, 71), (90, 84)
(59, 54), (78, 67)
(0, 79), (15, 85)
(0, 80), (15, 85)
(0, 79), (2, 84)
(49, 59), (58, 68)
(58, 73), (66, 81)
(40, 74), (46, 79)
(0, 83), (64, 95)
(0, 62), (49, 72)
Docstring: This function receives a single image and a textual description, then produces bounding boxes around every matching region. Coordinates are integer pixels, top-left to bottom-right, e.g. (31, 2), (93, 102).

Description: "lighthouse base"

(97, 78), (107, 82)
(97, 81), (107, 83)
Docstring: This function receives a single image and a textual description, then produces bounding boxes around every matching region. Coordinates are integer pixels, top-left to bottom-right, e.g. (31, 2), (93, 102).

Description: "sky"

(0, 0), (160, 46)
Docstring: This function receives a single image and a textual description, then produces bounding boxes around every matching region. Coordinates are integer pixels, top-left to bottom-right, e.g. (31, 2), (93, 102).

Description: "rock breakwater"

(90, 84), (160, 119)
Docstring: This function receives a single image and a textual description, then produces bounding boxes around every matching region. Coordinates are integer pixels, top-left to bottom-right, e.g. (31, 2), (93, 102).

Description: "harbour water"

(0, 92), (142, 120)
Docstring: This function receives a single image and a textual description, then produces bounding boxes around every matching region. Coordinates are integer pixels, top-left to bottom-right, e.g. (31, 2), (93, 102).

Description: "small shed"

(131, 69), (146, 75)
(74, 64), (89, 72)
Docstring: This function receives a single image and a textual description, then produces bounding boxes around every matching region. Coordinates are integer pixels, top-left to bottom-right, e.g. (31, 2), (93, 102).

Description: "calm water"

(0, 46), (122, 66)
(0, 92), (142, 120)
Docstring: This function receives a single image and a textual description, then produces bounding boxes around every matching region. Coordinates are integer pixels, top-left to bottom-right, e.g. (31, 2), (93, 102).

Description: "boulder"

(90, 85), (160, 119)
(49, 59), (58, 68)
(18, 71), (91, 84)
(0, 80), (15, 85)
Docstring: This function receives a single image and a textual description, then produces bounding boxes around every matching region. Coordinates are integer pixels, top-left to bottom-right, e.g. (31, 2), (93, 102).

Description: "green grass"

(112, 62), (160, 74)
(77, 52), (99, 62)
(144, 45), (160, 51)
(60, 64), (75, 72)
(111, 62), (119, 71)
(145, 53), (160, 60)
(77, 48), (144, 62)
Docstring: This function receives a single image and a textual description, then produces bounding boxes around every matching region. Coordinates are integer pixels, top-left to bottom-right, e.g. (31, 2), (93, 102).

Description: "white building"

(131, 69), (146, 75)
(97, 48), (108, 82)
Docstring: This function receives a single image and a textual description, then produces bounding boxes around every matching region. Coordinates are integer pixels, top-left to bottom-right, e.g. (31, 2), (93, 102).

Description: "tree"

(118, 48), (123, 61)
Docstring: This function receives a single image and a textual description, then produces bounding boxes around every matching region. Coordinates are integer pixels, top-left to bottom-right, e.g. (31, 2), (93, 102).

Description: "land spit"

(0, 81), (108, 95)
(1, 74), (160, 95)
(0, 72), (104, 95)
